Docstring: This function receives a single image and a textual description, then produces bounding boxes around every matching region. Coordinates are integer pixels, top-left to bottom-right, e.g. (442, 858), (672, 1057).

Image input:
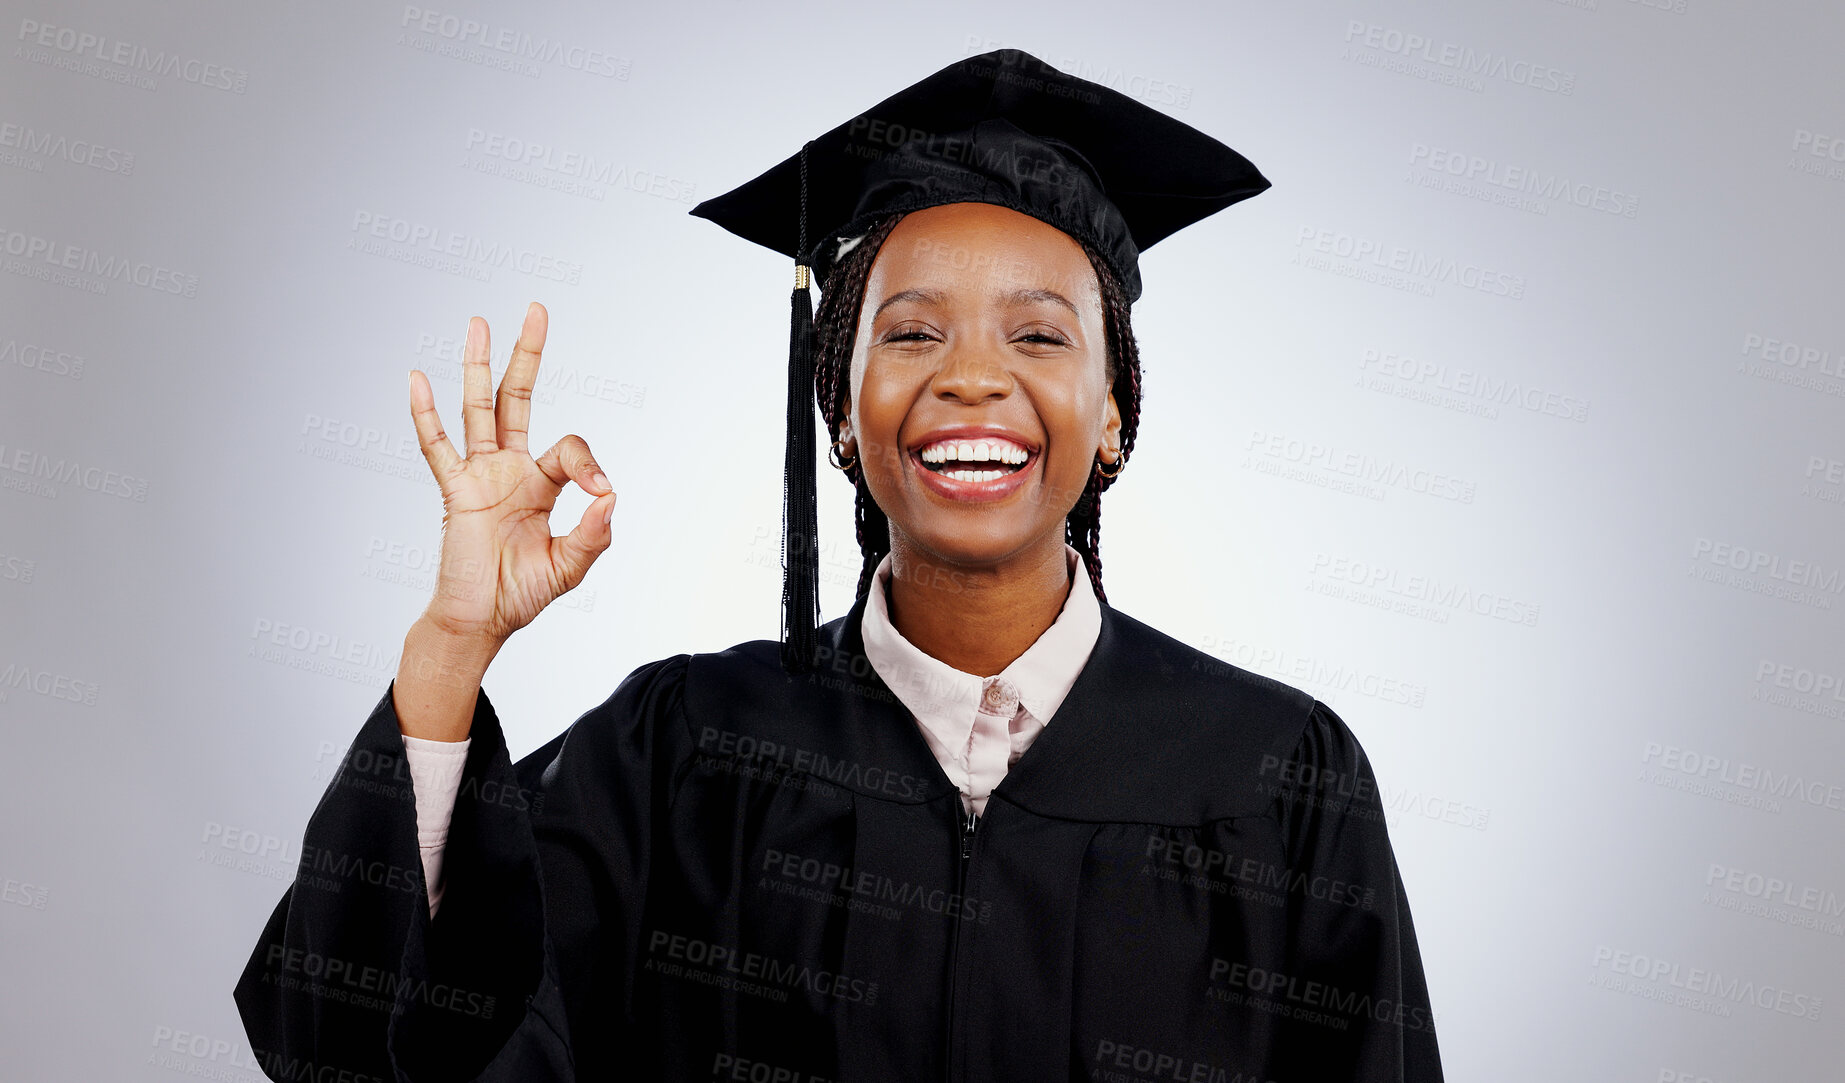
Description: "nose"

(929, 340), (1013, 404)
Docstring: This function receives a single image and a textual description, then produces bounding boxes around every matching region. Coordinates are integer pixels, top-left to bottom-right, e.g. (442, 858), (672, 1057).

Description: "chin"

(896, 516), (1060, 572)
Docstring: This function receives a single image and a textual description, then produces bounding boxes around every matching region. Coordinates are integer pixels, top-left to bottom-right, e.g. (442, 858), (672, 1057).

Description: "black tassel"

(780, 264), (820, 674)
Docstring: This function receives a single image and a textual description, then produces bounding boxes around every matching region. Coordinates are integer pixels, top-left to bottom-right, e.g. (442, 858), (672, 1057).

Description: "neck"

(883, 531), (1074, 677)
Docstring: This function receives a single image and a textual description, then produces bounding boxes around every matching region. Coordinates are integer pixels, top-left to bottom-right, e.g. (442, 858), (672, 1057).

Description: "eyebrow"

(872, 288), (948, 321)
(871, 286), (1080, 320)
(1003, 287), (1079, 317)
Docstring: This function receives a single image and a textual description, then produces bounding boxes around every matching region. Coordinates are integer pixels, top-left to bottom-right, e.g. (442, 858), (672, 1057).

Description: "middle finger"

(497, 302), (547, 453)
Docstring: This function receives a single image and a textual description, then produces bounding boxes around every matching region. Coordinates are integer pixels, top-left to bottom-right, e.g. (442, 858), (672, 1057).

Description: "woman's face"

(842, 202), (1121, 571)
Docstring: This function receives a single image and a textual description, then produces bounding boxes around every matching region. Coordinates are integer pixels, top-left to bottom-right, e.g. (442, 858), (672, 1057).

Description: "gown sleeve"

(232, 654), (692, 1083)
(1273, 700), (1444, 1082)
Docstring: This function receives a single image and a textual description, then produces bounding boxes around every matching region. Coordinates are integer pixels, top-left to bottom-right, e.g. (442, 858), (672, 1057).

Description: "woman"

(235, 50), (1442, 1082)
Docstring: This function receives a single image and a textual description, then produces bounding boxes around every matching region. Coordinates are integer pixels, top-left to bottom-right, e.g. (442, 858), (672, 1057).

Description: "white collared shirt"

(858, 543), (1103, 816)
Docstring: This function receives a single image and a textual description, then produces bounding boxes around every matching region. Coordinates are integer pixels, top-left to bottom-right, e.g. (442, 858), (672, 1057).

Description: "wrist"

(404, 617), (504, 680)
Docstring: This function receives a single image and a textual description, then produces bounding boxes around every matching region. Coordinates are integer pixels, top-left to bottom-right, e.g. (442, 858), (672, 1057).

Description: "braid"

(812, 216), (1143, 607)
(813, 216), (904, 600)
(1066, 241), (1141, 607)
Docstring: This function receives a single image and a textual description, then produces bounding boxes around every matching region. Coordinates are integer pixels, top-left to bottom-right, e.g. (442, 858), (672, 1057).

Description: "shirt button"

(981, 677), (1020, 716)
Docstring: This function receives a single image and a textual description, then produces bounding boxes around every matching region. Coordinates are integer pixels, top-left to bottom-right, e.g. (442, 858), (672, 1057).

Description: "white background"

(2, 1), (1841, 1079)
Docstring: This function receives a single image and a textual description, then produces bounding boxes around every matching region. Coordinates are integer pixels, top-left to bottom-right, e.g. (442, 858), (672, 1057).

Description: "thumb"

(551, 492), (616, 593)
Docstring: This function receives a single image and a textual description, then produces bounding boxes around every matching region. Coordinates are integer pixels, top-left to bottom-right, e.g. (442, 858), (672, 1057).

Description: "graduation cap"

(690, 48), (1270, 674)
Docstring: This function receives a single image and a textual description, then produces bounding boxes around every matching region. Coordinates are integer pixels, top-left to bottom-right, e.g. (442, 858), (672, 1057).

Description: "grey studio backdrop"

(1, 0), (1841, 1079)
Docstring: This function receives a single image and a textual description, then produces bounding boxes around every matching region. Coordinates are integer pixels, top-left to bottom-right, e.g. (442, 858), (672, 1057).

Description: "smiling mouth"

(914, 438), (1033, 484)
(919, 458), (1027, 483)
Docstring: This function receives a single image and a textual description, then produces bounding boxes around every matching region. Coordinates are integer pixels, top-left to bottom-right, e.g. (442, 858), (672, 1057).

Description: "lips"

(906, 427), (1039, 503)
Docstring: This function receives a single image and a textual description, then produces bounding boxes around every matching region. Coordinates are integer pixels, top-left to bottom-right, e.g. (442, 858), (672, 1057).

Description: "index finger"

(497, 301), (546, 453)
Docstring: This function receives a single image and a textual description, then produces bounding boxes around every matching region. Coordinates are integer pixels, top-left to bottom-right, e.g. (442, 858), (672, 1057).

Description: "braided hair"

(812, 213), (1143, 606)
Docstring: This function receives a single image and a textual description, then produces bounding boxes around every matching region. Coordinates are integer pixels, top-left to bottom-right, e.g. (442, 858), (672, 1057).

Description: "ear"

(836, 398), (856, 453)
(1097, 390), (1123, 464)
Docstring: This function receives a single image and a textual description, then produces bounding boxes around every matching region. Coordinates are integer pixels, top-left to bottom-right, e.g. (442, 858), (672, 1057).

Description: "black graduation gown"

(233, 595), (1443, 1083)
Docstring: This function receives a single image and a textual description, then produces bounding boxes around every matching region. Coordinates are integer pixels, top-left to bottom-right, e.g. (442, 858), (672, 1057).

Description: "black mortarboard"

(690, 49), (1270, 673)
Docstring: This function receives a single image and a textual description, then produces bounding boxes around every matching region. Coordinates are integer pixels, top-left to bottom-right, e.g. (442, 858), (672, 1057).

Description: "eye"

(1014, 329), (1071, 347)
(879, 323), (941, 346)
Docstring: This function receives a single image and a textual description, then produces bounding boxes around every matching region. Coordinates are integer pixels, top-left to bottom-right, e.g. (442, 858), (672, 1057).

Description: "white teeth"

(918, 437), (1030, 466)
(945, 469), (1005, 483)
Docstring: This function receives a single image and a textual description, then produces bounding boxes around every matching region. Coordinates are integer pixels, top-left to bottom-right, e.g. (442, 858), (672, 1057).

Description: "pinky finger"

(408, 369), (463, 479)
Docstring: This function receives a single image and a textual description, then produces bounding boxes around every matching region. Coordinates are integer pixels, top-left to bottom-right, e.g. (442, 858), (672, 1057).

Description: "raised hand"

(407, 301), (616, 649)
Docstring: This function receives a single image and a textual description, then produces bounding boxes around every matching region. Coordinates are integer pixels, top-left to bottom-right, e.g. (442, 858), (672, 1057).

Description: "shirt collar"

(859, 543), (1102, 728)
